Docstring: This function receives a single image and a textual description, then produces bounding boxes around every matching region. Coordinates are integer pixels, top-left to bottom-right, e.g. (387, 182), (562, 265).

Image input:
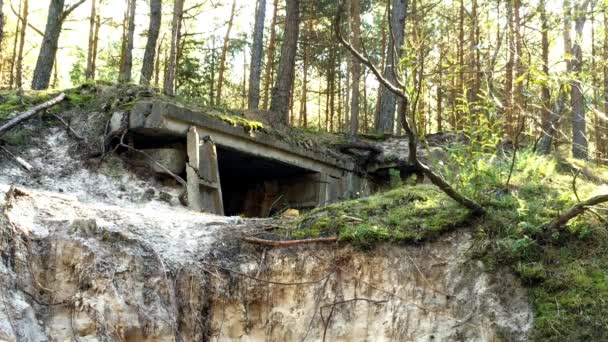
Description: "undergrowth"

(292, 146), (608, 340)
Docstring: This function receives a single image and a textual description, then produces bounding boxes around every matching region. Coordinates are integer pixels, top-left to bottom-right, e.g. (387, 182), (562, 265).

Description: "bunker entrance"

(216, 146), (319, 217)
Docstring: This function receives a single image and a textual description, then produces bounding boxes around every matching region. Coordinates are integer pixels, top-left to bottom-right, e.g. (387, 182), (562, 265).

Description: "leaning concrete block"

(109, 111), (126, 134)
(145, 148), (186, 175)
(129, 102), (153, 129)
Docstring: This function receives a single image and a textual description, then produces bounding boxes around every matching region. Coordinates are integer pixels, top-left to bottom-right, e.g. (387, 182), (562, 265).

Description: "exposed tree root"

(544, 194), (608, 231)
(242, 236), (338, 247)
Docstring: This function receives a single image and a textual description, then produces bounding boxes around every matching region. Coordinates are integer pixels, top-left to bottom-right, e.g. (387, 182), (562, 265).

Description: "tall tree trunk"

(299, 23), (309, 127)
(85, 0), (97, 80)
(262, 0), (279, 110)
(209, 38), (216, 105)
(118, 0), (136, 83)
(513, 0), (524, 133)
(0, 0), (4, 55)
(154, 34), (164, 87)
(376, 0), (406, 134)
(540, 0), (551, 131)
(374, 6), (387, 124)
(603, 3), (608, 162)
(456, 0), (464, 130)
(348, 0), (361, 135)
(504, 0), (515, 139)
(571, 0), (592, 159)
(269, 0), (300, 124)
(216, 0), (237, 105)
(32, 0), (86, 90)
(163, 0), (183, 96)
(140, 0), (161, 86)
(248, 0), (266, 110)
(15, 0), (27, 89)
(437, 43), (444, 133)
(363, 73), (368, 133)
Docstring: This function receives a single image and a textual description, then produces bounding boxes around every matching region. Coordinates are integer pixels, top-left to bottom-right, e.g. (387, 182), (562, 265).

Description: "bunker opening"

(216, 146), (319, 217)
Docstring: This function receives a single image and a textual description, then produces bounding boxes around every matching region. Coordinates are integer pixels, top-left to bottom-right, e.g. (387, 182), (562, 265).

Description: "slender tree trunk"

(363, 73), (368, 133)
(248, 0), (266, 110)
(154, 34), (164, 87)
(571, 0), (591, 159)
(504, 0), (515, 138)
(348, 0), (361, 135)
(118, 0), (136, 83)
(374, 6), (387, 124)
(603, 4), (608, 162)
(9, 0), (21, 89)
(163, 0), (183, 96)
(216, 0), (237, 105)
(85, 0), (97, 80)
(269, 0), (301, 124)
(140, 0), (161, 86)
(456, 0), (464, 130)
(376, 0), (406, 134)
(15, 0), (27, 89)
(513, 0), (524, 132)
(0, 0), (5, 56)
(299, 25), (309, 127)
(262, 0), (279, 110)
(209, 38), (216, 105)
(540, 0), (551, 131)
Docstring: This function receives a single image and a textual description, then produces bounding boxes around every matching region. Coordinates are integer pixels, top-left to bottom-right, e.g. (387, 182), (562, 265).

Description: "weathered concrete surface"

(129, 101), (357, 177)
(0, 185), (533, 341)
(145, 147), (186, 175)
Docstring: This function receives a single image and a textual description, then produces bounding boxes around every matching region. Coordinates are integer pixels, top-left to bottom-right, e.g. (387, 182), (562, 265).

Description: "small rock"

(158, 191), (173, 203)
(141, 188), (155, 202)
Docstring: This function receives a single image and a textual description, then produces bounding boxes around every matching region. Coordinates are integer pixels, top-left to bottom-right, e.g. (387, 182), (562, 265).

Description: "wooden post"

(187, 127), (224, 215)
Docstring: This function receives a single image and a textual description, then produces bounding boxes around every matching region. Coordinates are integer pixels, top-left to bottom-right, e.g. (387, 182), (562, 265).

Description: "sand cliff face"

(0, 185), (531, 342)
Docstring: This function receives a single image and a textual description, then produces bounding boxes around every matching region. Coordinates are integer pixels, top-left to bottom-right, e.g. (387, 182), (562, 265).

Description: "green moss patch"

(288, 184), (470, 248)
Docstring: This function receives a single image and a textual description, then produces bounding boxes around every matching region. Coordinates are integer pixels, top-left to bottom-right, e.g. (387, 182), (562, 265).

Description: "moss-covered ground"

(287, 148), (608, 341)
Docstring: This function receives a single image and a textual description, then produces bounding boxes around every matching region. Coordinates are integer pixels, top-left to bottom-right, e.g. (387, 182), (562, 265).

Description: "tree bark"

(0, 0), (4, 55)
(376, 0), (406, 134)
(299, 21), (309, 127)
(32, 0), (86, 90)
(540, 0), (551, 132)
(513, 0), (524, 132)
(163, 0), (183, 96)
(348, 0), (361, 135)
(262, 0), (279, 110)
(85, 0), (97, 80)
(603, 4), (608, 162)
(269, 0), (301, 124)
(140, 0), (161, 86)
(216, 0), (237, 105)
(15, 0), (27, 89)
(118, 0), (137, 83)
(571, 0), (592, 159)
(31, 1), (69, 89)
(504, 0), (515, 139)
(248, 0), (266, 110)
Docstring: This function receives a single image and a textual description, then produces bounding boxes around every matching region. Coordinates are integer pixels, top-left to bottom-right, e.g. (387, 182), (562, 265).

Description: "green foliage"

(290, 184), (470, 249)
(69, 48), (87, 86)
(464, 151), (608, 341)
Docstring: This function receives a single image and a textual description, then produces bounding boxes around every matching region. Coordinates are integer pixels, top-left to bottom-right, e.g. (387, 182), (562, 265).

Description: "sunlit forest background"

(0, 0), (606, 162)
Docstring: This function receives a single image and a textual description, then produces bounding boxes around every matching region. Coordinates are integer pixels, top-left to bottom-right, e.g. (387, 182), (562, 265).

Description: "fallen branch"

(545, 194), (608, 231)
(0, 93), (66, 138)
(242, 236), (338, 247)
(51, 114), (85, 141)
(0, 146), (33, 171)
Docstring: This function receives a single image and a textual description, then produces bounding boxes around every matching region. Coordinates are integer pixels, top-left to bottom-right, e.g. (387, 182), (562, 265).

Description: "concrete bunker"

(126, 101), (369, 217)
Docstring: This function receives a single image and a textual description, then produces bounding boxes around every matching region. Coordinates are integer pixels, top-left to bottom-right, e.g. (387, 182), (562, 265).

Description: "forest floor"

(1, 84), (607, 340)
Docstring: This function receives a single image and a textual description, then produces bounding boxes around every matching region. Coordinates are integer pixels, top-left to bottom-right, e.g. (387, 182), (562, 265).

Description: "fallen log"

(545, 194), (608, 231)
(242, 236), (338, 247)
(0, 93), (66, 138)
